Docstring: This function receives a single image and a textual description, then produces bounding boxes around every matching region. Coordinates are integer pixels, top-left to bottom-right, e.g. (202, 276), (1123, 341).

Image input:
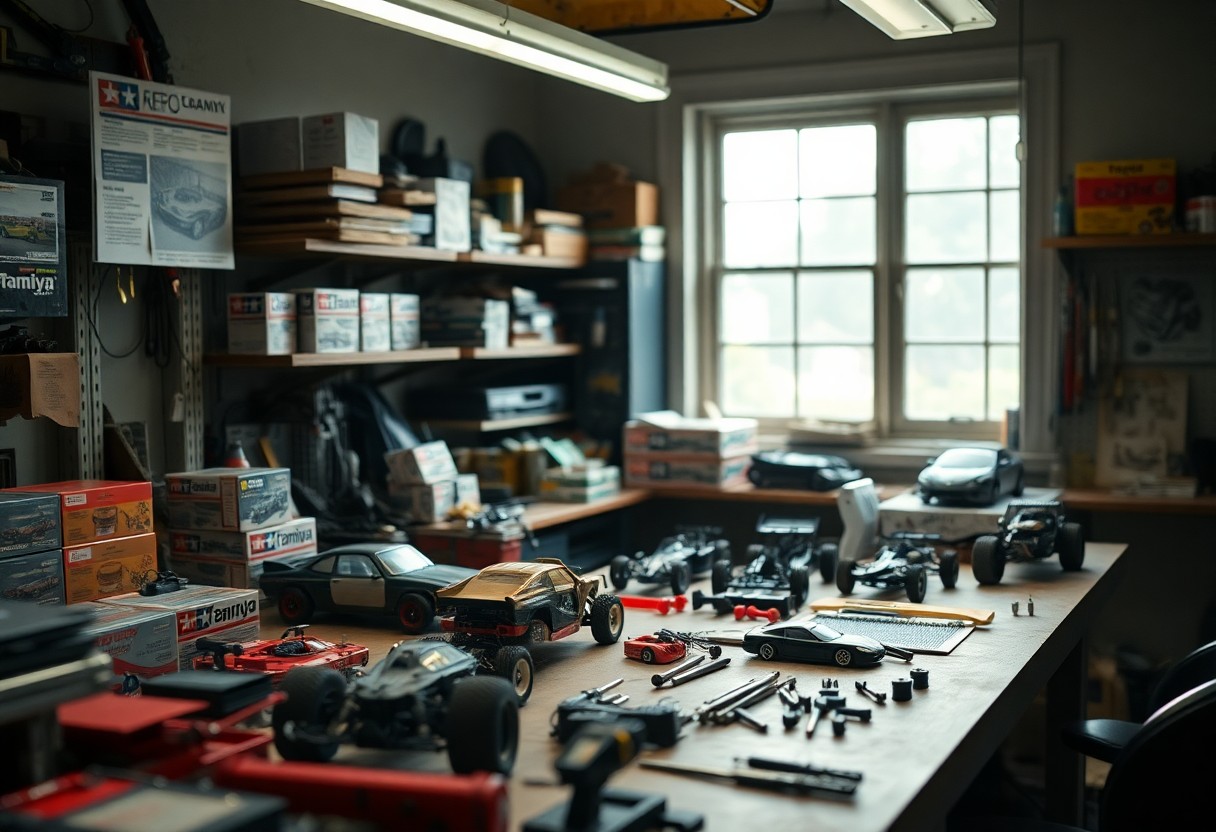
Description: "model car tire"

(191, 217), (205, 239)
(789, 566), (810, 608)
(906, 563), (928, 603)
(817, 541), (839, 584)
(609, 555), (633, 590)
(939, 550), (960, 589)
(445, 675), (519, 775)
(759, 642), (778, 660)
(711, 560), (732, 594)
(493, 645), (534, 706)
(971, 535), (1005, 585)
(834, 648), (853, 667)
(1058, 522), (1085, 571)
(670, 560), (691, 596)
(641, 647), (656, 663)
(1013, 473), (1025, 497)
(272, 666), (345, 762)
(589, 594), (625, 644)
(527, 619), (551, 643)
(278, 587), (314, 626)
(836, 558), (857, 595)
(397, 592), (434, 635)
(712, 539), (731, 569)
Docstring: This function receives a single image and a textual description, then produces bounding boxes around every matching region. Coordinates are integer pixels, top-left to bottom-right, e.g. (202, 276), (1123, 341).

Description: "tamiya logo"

(317, 292), (357, 312)
(230, 295), (264, 316)
(251, 526), (313, 554)
(177, 607), (212, 635)
(214, 599), (257, 625)
(172, 533), (200, 553)
(169, 479), (217, 495)
(98, 78), (139, 111)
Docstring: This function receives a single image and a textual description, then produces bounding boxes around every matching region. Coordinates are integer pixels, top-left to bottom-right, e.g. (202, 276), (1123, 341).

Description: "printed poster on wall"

(89, 70), (234, 269)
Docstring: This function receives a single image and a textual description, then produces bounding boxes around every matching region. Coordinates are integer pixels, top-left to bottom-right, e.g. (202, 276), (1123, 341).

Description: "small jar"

(1185, 195), (1216, 234)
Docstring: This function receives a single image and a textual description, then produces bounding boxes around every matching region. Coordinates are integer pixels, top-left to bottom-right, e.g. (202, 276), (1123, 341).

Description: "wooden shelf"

(1043, 234), (1216, 249)
(1062, 488), (1216, 515)
(458, 343), (580, 360)
(203, 348), (462, 368)
(414, 488), (650, 534)
(235, 237), (585, 269)
(422, 411), (573, 432)
(644, 482), (910, 505)
(458, 251), (586, 269)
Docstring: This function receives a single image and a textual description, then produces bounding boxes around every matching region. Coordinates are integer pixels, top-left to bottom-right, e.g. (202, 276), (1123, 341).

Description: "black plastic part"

(141, 670), (273, 717)
(522, 788), (704, 832)
(911, 667), (930, 689)
(892, 678), (914, 702)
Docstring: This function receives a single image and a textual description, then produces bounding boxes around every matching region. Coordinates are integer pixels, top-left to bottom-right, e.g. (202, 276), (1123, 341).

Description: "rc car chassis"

(609, 526), (730, 596)
(970, 499), (1085, 585)
(836, 531), (960, 604)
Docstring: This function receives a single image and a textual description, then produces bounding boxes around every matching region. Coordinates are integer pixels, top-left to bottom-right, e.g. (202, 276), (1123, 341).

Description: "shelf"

(235, 237), (585, 269)
(414, 488), (651, 534)
(1042, 234), (1216, 249)
(1062, 488), (1216, 515)
(203, 348), (462, 368)
(458, 343), (580, 360)
(458, 251), (586, 269)
(421, 412), (574, 432)
(644, 482), (910, 505)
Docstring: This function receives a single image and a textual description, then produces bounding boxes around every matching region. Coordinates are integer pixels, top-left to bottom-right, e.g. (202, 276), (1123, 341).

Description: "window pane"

(800, 124), (876, 197)
(989, 267), (1020, 342)
(722, 346), (795, 417)
(797, 346), (874, 422)
(989, 115), (1020, 188)
(798, 271), (873, 343)
(723, 129), (798, 202)
(722, 273), (794, 344)
(800, 197), (876, 266)
(990, 190), (1020, 261)
(988, 345), (1020, 419)
(905, 345), (985, 421)
(905, 193), (987, 263)
(905, 267), (984, 342)
(906, 117), (987, 192)
(724, 201), (798, 267)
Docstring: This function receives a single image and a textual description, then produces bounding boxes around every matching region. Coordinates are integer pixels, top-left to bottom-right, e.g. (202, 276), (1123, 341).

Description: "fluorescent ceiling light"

(296, 0), (670, 101)
(839, 0), (996, 40)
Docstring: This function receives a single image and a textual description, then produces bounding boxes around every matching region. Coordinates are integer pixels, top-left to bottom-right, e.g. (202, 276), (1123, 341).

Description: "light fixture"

(295, 0), (670, 102)
(838, 0), (997, 40)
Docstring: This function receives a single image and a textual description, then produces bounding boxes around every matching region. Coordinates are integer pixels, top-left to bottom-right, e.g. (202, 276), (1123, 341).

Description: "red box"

(3, 480), (153, 546)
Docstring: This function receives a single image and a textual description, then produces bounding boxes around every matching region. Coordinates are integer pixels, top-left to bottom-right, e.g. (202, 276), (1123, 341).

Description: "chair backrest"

(838, 478), (880, 562)
(1147, 638), (1216, 713)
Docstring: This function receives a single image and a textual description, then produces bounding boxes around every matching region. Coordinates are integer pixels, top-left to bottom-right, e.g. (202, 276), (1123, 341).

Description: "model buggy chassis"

(836, 531), (960, 604)
(971, 499), (1085, 585)
(609, 526), (730, 596)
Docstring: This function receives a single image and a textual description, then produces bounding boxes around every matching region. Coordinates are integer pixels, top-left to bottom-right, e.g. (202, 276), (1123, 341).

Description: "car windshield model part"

(936, 449), (997, 468)
(419, 648), (454, 671)
(465, 573), (529, 589)
(309, 557), (335, 574)
(809, 623), (843, 642)
(375, 545), (432, 575)
(338, 556), (377, 577)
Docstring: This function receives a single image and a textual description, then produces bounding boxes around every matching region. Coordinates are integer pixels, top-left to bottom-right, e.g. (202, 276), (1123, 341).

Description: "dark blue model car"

(917, 447), (1024, 506)
(741, 619), (889, 667)
(609, 527), (729, 595)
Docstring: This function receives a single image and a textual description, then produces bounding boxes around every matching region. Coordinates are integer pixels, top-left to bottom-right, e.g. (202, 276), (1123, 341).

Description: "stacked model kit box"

(539, 464), (621, 503)
(389, 473), (480, 524)
(360, 292), (391, 352)
(3, 480), (153, 547)
(78, 601), (179, 684)
(0, 550), (65, 605)
(623, 412), (759, 457)
(168, 551), (297, 590)
(302, 112), (379, 175)
(1074, 158), (1176, 235)
(624, 455), (750, 489)
(63, 532), (158, 604)
(169, 517), (317, 562)
(101, 584), (260, 671)
(166, 467), (292, 532)
(420, 296), (510, 349)
(227, 292), (296, 355)
(297, 288), (360, 353)
(390, 293), (421, 350)
(0, 491), (62, 557)
(385, 441), (460, 485)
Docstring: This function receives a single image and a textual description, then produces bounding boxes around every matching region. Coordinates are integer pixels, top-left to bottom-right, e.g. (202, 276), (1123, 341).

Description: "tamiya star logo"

(98, 78), (140, 111)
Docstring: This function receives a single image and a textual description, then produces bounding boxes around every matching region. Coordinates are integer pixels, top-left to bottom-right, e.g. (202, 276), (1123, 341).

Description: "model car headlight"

(856, 646), (878, 655)
(973, 475), (991, 484)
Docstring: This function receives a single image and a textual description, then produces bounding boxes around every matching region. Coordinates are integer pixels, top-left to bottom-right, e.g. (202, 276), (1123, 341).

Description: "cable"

(58, 0), (94, 33)
(86, 265), (143, 359)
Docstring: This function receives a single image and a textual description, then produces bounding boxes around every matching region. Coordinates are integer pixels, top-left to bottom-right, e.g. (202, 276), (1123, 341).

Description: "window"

(337, 555), (376, 578)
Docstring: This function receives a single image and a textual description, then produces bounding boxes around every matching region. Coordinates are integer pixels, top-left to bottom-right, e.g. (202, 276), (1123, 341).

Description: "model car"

(836, 532), (960, 603)
(917, 447), (1024, 506)
(748, 450), (863, 491)
(741, 619), (888, 667)
(271, 639), (518, 774)
(971, 499), (1085, 585)
(623, 629), (724, 664)
(153, 185), (226, 239)
(609, 527), (730, 595)
(258, 542), (477, 635)
(708, 516), (836, 613)
(0, 220), (43, 242)
(192, 625), (370, 686)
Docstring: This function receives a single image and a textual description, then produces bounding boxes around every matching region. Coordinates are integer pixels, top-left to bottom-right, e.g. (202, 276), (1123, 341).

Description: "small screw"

(1012, 601), (1020, 616)
(1027, 596), (1035, 616)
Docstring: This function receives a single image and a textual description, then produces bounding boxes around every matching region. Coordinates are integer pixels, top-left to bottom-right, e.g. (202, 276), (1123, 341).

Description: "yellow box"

(1074, 158), (1176, 235)
(63, 532), (158, 604)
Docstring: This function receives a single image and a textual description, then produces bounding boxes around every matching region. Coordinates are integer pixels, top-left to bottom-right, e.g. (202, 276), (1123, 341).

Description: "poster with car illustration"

(0, 175), (66, 317)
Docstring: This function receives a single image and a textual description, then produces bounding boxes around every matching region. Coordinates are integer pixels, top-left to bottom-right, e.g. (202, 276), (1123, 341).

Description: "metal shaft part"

(667, 656), (731, 688)
(697, 671), (779, 716)
(651, 654), (706, 687)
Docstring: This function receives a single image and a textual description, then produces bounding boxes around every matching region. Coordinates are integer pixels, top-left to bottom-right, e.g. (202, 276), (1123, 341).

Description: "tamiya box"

(390, 292), (421, 350)
(623, 453), (751, 489)
(297, 288), (360, 353)
(385, 441), (460, 485)
(100, 584), (260, 671)
(1075, 158), (1176, 235)
(540, 464), (621, 503)
(3, 480), (153, 547)
(165, 467), (292, 532)
(421, 297), (510, 349)
(623, 412), (759, 457)
(63, 532), (158, 604)
(0, 491), (61, 557)
(0, 549), (65, 605)
(360, 292), (391, 352)
(169, 517), (317, 562)
(227, 292), (296, 355)
(302, 111), (379, 175)
(879, 486), (1062, 542)
(389, 473), (480, 523)
(77, 600), (178, 682)
(168, 551), (297, 590)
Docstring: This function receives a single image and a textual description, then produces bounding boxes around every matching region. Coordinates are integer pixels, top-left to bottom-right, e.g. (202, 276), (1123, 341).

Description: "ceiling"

(510, 0), (774, 36)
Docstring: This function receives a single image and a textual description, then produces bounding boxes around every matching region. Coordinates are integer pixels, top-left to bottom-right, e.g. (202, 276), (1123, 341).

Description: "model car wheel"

(834, 648), (853, 667)
(759, 642), (778, 660)
(589, 594), (625, 644)
(987, 480), (1000, 506)
(836, 558), (857, 595)
(609, 555), (633, 590)
(669, 560), (691, 596)
(1058, 522), (1085, 571)
(527, 619), (551, 643)
(971, 535), (1005, 585)
(396, 592), (434, 635)
(788, 566), (810, 609)
(1013, 473), (1025, 496)
(190, 217), (206, 239)
(272, 667), (345, 762)
(712, 539), (731, 568)
(278, 587), (314, 625)
(817, 541), (839, 584)
(493, 645), (534, 706)
(641, 647), (656, 663)
(711, 560), (732, 594)
(939, 549), (960, 588)
(906, 563), (928, 603)
(445, 675), (519, 775)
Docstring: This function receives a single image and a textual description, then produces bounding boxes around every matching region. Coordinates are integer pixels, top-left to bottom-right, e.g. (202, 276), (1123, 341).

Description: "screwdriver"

(738, 755), (864, 782)
(639, 758), (858, 797)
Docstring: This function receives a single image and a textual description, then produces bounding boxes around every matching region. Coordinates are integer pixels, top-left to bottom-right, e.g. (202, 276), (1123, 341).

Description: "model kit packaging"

(1074, 158), (1176, 235)
(302, 112), (379, 174)
(235, 117), (302, 177)
(0, 491), (62, 557)
(0, 549), (65, 605)
(385, 441), (460, 485)
(878, 486), (1063, 542)
(3, 480), (153, 547)
(421, 297), (510, 349)
(390, 292), (421, 350)
(227, 292), (297, 355)
(165, 467), (292, 532)
(78, 601), (179, 683)
(297, 287), (360, 353)
(63, 531), (158, 604)
(169, 517), (317, 563)
(168, 550), (297, 590)
(389, 473), (480, 523)
(623, 453), (751, 489)
(540, 464), (621, 503)
(359, 292), (391, 352)
(100, 584), (260, 671)
(623, 412), (759, 458)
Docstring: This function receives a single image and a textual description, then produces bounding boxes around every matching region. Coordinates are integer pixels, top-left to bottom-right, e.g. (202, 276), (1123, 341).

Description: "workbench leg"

(1044, 638), (1086, 825)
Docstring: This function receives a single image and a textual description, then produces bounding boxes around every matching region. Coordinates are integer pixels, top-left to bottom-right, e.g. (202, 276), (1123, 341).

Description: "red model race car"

(623, 633), (688, 664)
(192, 625), (370, 685)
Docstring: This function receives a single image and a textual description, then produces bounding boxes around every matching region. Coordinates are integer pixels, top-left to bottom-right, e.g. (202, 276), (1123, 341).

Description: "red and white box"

(296, 288), (360, 353)
(169, 517), (317, 562)
(360, 292), (391, 352)
(78, 601), (179, 686)
(227, 292), (296, 355)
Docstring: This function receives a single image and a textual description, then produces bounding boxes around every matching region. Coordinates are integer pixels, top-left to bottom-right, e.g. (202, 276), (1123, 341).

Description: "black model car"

(609, 527), (730, 595)
(748, 450), (863, 491)
(971, 499), (1085, 585)
(917, 447), (1024, 506)
(741, 619), (888, 667)
(836, 532), (960, 604)
(259, 543), (477, 635)
(271, 639), (518, 774)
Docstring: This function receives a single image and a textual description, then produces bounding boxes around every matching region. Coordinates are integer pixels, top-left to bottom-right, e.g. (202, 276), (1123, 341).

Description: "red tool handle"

(735, 604), (779, 623)
(620, 594), (687, 614)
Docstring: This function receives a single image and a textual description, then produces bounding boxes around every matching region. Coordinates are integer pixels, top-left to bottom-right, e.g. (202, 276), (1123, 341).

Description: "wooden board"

(239, 199), (413, 222)
(238, 167), (383, 190)
(529, 208), (584, 227)
(235, 217), (413, 236)
(234, 229), (418, 246)
(809, 596), (996, 625)
(379, 188), (438, 207)
(237, 183), (379, 205)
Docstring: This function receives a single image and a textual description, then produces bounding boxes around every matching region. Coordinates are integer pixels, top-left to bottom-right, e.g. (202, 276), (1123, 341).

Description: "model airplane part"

(609, 527), (729, 595)
(192, 625), (371, 685)
(741, 619), (889, 668)
(835, 532), (960, 604)
(916, 446), (1024, 506)
(971, 499), (1086, 585)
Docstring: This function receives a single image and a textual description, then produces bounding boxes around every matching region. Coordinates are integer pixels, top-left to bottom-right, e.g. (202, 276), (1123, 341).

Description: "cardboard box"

(168, 550), (298, 590)
(227, 292), (296, 355)
(413, 177), (471, 252)
(4, 480), (153, 547)
(558, 180), (658, 230)
(389, 473), (480, 523)
(623, 412), (759, 457)
(165, 467), (292, 532)
(63, 532), (158, 604)
(1075, 158), (1176, 235)
(390, 293), (421, 350)
(0, 492), (61, 557)
(624, 453), (751, 489)
(169, 517), (318, 563)
(78, 601), (179, 683)
(0, 549), (65, 605)
(302, 112), (379, 174)
(100, 584), (260, 671)
(360, 292), (391, 352)
(540, 463), (622, 501)
(878, 486), (1062, 541)
(235, 117), (302, 177)
(421, 296), (510, 349)
(385, 441), (460, 485)
(297, 287), (360, 353)
(0, 353), (81, 427)
(411, 531), (523, 571)
(0, 175), (68, 318)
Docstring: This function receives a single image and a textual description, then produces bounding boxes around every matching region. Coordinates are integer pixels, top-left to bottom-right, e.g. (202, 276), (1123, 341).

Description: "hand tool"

(738, 755), (863, 782)
(665, 656), (731, 688)
(650, 654), (705, 687)
(639, 759), (859, 797)
(805, 693), (845, 737)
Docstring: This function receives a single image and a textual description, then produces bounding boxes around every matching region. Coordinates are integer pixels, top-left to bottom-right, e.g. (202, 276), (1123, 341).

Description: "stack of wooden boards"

(524, 208), (587, 260)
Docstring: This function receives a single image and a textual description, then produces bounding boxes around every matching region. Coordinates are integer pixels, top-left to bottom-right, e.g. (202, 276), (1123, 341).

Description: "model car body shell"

(0, 221), (43, 241)
(153, 186), (226, 239)
(436, 558), (601, 640)
(917, 447), (1024, 506)
(192, 628), (370, 686)
(741, 620), (887, 667)
(748, 451), (863, 491)
(623, 634), (687, 664)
